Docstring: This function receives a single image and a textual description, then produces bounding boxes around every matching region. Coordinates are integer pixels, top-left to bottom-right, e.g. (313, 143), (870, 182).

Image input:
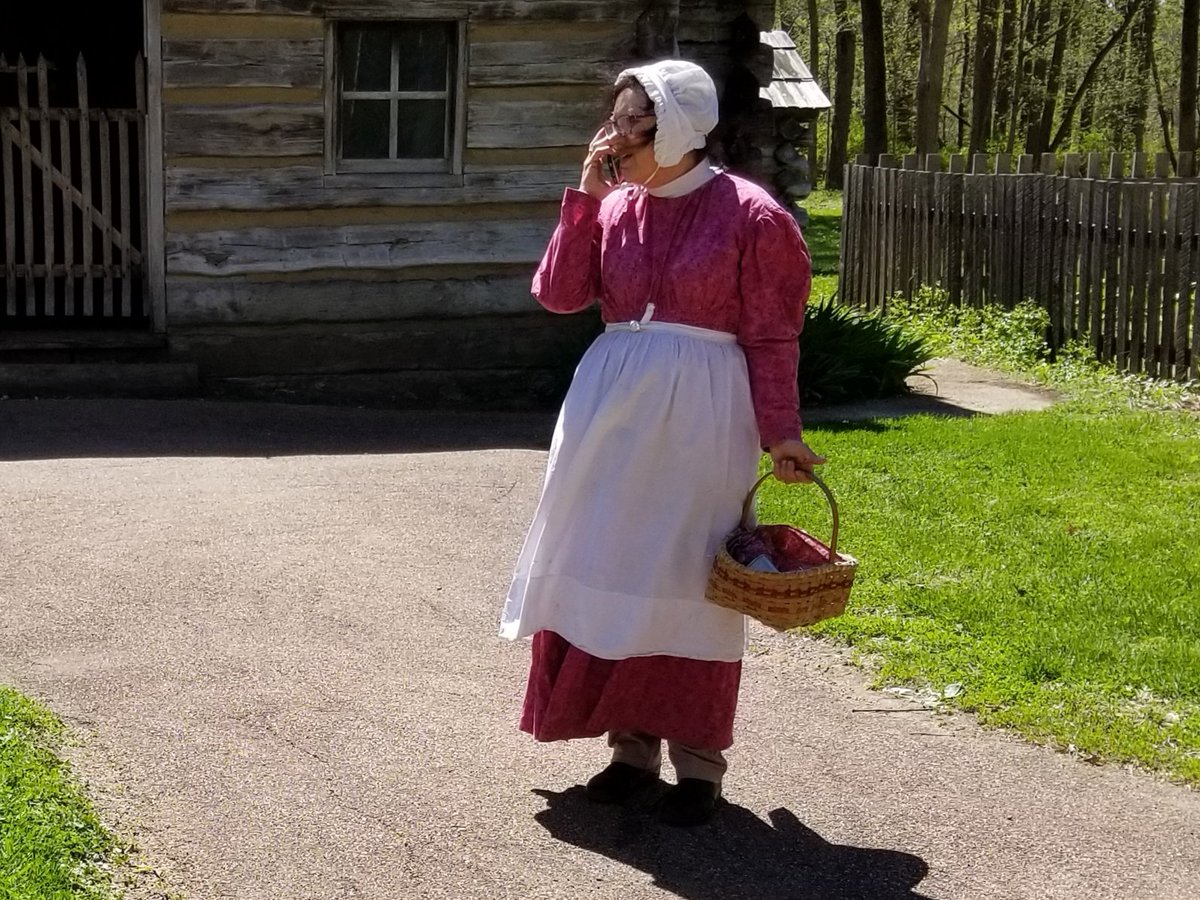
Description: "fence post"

(77, 54), (94, 317)
(37, 55), (55, 318)
(947, 155), (965, 305)
(877, 154), (897, 309)
(1071, 157), (1090, 345)
(1, 55), (15, 317)
(1178, 183), (1199, 379)
(1146, 178), (1168, 376)
(136, 53), (148, 322)
(1038, 154), (1058, 338)
(1059, 158), (1080, 347)
(1113, 155), (1134, 369)
(921, 155), (940, 293)
(16, 55), (36, 316)
(985, 154), (1006, 307)
(1130, 175), (1151, 371)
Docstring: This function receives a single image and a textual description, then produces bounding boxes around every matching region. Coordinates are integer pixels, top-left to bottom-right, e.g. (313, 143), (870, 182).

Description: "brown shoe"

(584, 762), (659, 804)
(658, 778), (721, 826)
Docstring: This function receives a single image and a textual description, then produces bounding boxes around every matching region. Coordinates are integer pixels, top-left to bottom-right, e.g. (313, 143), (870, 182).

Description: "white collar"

(646, 159), (720, 198)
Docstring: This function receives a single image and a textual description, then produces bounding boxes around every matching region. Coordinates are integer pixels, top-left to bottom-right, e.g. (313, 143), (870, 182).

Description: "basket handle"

(739, 470), (840, 561)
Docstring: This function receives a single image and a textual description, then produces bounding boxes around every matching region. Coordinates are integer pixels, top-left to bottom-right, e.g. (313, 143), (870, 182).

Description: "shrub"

(887, 285), (1052, 371)
(799, 299), (932, 405)
(886, 285), (1200, 413)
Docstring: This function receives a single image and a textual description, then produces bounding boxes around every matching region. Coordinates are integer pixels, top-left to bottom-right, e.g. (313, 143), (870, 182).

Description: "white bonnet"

(615, 60), (719, 167)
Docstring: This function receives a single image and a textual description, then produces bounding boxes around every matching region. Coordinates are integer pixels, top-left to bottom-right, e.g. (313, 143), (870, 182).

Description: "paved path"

(1, 372), (1196, 900)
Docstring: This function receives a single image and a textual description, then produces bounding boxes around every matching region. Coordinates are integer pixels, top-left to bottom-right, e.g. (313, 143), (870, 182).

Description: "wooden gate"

(0, 53), (147, 327)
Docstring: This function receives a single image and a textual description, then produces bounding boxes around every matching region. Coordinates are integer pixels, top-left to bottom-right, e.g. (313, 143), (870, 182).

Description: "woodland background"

(779, 0), (1200, 185)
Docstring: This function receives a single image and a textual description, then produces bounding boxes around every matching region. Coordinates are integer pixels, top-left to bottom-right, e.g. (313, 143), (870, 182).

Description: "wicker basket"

(706, 471), (857, 631)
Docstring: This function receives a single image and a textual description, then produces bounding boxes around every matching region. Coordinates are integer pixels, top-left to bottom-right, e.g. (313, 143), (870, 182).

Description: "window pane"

(395, 23), (451, 91)
(395, 100), (446, 158)
(341, 100), (390, 159)
(340, 27), (392, 92)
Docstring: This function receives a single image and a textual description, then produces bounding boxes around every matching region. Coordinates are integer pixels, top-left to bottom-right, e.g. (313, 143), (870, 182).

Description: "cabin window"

(330, 20), (463, 174)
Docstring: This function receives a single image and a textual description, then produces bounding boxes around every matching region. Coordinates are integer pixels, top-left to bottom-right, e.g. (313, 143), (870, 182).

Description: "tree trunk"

(826, 0), (857, 187)
(915, 0), (956, 155)
(958, 31), (971, 148)
(1031, 0), (1070, 156)
(808, 0), (820, 74)
(1129, 0), (1155, 153)
(1049, 0), (1148, 150)
(1182, 0), (1199, 153)
(1152, 42), (1177, 168)
(1020, 0), (1052, 155)
(807, 0), (821, 175)
(1004, 0), (1034, 153)
(892, 4), (920, 150)
(1058, 12), (1082, 146)
(1078, 95), (1094, 136)
(1112, 10), (1132, 150)
(993, 0), (1019, 146)
(970, 0), (999, 154)
(861, 0), (889, 160)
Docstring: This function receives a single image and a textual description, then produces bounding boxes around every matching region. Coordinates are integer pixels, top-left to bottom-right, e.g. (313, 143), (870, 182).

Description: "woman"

(500, 60), (824, 827)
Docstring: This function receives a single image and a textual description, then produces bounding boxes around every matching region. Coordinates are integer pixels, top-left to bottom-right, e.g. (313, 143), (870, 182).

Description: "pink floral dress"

(501, 164), (811, 750)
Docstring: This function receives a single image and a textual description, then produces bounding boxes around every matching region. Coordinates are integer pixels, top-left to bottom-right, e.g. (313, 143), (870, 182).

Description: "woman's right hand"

(579, 126), (617, 201)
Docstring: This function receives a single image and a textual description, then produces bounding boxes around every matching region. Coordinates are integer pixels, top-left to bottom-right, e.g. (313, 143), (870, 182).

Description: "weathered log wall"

(159, 0), (776, 407)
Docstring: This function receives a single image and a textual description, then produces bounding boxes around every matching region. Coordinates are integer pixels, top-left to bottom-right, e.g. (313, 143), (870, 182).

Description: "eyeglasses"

(605, 113), (656, 137)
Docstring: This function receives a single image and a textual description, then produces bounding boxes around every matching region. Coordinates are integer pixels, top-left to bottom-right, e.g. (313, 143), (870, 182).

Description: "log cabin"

(1, 1), (815, 408)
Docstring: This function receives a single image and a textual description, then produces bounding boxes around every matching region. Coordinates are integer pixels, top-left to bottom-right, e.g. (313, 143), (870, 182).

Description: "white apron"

(499, 308), (761, 662)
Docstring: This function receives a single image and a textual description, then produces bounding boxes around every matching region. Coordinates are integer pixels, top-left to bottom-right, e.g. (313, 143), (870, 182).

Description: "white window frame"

(324, 15), (467, 178)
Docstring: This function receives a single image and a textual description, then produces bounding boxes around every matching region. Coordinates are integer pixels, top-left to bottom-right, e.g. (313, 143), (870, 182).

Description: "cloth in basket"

(706, 472), (857, 631)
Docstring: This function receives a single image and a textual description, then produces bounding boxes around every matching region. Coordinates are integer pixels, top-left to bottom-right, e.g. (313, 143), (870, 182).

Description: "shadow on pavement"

(804, 394), (980, 425)
(0, 399), (559, 460)
(533, 786), (932, 900)
(0, 389), (1004, 463)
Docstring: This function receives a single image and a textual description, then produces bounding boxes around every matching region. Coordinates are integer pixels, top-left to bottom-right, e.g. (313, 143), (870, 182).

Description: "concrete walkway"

(1, 369), (1196, 900)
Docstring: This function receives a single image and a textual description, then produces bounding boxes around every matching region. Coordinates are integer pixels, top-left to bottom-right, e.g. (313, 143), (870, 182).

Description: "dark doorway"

(0, 0), (143, 109)
(1, 0), (149, 330)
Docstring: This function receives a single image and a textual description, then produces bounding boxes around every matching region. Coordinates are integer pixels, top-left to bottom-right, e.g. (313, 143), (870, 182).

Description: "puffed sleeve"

(531, 188), (602, 313)
(737, 203), (811, 448)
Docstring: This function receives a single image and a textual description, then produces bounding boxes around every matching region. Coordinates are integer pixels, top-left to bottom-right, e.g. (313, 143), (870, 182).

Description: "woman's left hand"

(767, 438), (826, 483)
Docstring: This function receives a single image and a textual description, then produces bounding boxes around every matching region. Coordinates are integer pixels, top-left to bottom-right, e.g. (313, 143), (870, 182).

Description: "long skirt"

(520, 630), (742, 750)
(500, 320), (761, 745)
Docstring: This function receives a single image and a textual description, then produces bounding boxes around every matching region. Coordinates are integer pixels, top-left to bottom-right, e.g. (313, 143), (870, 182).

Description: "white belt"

(604, 303), (737, 344)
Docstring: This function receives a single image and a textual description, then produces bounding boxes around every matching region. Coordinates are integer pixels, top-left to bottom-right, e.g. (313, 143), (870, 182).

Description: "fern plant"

(799, 300), (932, 406)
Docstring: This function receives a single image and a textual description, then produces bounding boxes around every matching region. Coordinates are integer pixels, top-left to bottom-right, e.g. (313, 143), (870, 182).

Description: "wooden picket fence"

(840, 151), (1200, 380)
(0, 53), (147, 324)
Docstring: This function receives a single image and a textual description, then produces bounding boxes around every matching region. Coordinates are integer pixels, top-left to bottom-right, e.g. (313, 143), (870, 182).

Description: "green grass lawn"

(0, 686), (117, 899)
(760, 407), (1200, 783)
(802, 190), (842, 278)
(801, 190), (842, 304)
(785, 187), (1200, 783)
